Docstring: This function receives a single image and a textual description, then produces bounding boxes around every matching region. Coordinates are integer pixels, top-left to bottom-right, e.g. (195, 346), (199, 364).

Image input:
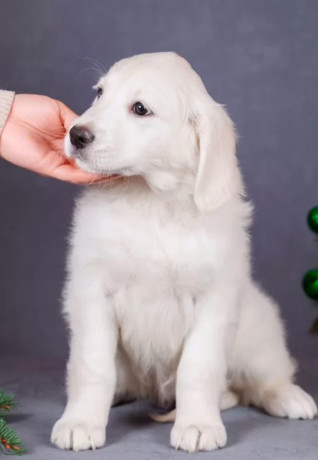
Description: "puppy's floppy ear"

(193, 96), (243, 212)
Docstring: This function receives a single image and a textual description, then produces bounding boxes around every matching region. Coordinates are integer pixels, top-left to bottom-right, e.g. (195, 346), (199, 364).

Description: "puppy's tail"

(150, 409), (176, 423)
(150, 390), (239, 423)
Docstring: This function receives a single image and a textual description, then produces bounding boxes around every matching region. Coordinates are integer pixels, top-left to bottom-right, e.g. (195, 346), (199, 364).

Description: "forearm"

(0, 90), (15, 139)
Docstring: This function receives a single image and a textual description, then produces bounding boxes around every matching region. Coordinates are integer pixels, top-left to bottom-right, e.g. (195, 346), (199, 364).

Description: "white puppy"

(51, 52), (317, 453)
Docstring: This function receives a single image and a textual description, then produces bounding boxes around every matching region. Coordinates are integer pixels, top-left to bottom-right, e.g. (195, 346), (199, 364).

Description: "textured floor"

(1, 357), (317, 460)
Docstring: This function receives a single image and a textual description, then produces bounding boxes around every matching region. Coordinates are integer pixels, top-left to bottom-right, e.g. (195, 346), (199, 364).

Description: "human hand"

(0, 94), (115, 184)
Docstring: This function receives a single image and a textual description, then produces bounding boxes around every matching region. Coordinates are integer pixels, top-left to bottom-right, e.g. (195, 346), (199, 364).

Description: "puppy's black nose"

(69, 125), (95, 149)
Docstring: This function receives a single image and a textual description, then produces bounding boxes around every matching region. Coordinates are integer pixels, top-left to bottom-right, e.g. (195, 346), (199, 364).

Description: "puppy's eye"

(132, 102), (152, 116)
(96, 87), (103, 99)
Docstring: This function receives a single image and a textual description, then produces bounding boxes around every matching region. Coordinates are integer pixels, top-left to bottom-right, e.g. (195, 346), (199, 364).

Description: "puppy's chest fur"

(76, 184), (226, 288)
(73, 184), (228, 382)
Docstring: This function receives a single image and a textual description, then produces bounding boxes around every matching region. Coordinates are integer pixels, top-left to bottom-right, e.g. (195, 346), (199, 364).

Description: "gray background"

(1, 2), (318, 459)
(0, 0), (317, 364)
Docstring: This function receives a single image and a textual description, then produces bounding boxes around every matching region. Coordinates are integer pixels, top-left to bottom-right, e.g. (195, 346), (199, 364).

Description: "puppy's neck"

(105, 171), (196, 208)
(143, 168), (196, 204)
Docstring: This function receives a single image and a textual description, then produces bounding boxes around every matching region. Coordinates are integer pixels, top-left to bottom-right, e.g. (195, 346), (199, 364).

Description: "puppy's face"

(65, 53), (196, 185)
(66, 52), (241, 211)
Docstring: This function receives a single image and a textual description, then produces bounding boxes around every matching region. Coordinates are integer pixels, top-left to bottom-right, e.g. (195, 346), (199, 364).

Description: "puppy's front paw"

(51, 417), (106, 451)
(170, 422), (227, 452)
(263, 384), (317, 420)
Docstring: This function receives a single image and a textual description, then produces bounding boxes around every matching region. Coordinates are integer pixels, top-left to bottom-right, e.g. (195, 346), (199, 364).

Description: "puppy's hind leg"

(230, 282), (317, 420)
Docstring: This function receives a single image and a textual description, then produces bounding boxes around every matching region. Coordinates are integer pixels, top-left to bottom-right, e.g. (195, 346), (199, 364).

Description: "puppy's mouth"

(73, 153), (128, 178)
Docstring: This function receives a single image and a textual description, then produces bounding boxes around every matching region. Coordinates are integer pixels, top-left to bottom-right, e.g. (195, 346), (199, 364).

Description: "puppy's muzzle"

(69, 125), (95, 150)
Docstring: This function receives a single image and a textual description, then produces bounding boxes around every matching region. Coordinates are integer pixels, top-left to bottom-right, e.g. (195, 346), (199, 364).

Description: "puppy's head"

(66, 52), (243, 211)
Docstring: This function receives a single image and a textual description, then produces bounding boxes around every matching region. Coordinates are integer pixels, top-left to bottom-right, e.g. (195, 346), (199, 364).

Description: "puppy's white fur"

(51, 52), (317, 453)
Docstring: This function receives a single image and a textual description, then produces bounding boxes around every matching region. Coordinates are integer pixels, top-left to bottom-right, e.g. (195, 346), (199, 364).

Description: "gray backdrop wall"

(0, 0), (317, 362)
